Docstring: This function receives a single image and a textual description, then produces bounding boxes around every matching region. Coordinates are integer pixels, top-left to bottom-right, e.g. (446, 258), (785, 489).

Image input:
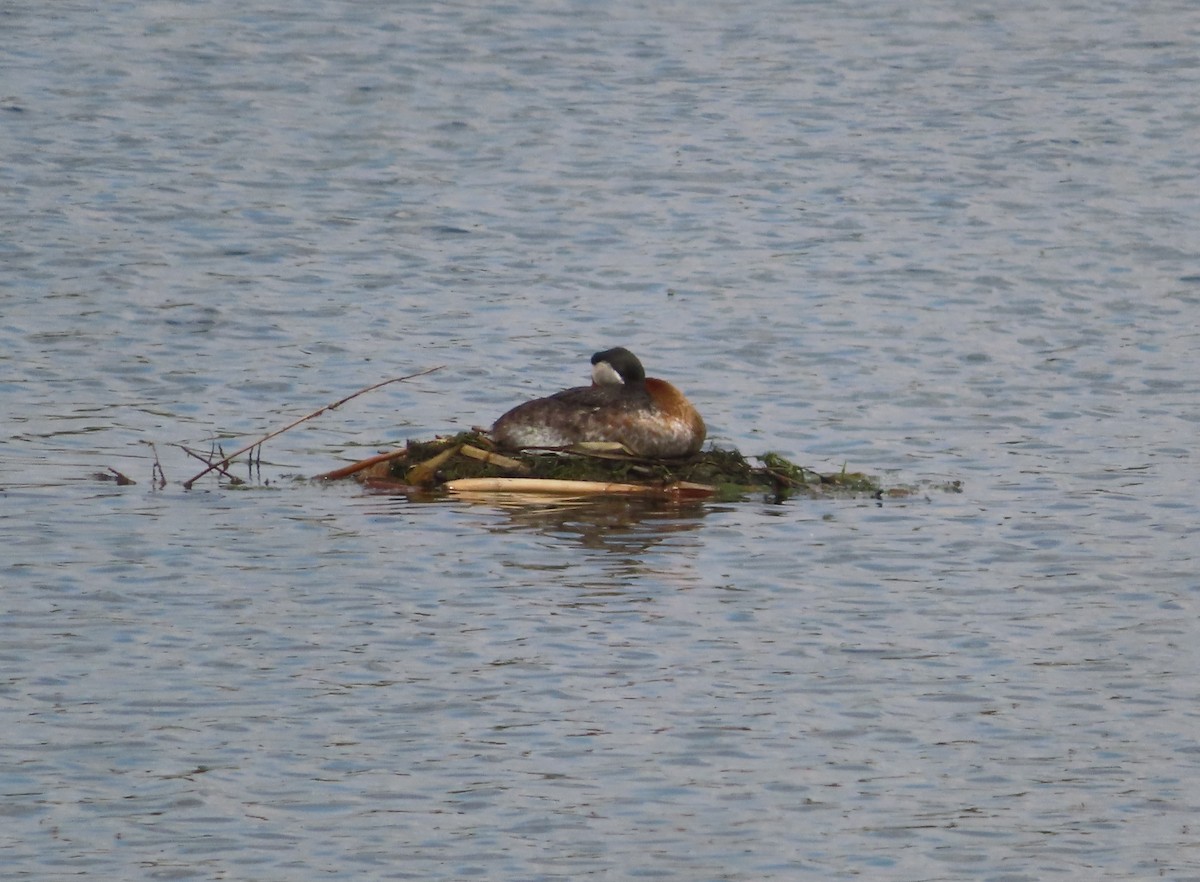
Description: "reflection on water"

(365, 490), (714, 548)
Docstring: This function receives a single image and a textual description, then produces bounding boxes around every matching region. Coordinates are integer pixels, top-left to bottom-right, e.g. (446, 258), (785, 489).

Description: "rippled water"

(3, 1), (1199, 879)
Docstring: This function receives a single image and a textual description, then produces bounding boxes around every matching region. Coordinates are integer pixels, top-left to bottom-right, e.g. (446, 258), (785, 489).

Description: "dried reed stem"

(312, 448), (409, 482)
(183, 365), (444, 489)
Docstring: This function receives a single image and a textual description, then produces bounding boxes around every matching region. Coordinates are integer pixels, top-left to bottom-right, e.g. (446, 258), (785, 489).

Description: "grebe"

(491, 347), (706, 458)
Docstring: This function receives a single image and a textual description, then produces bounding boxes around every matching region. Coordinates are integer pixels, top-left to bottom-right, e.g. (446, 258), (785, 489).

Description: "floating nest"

(105, 373), (955, 499)
(316, 431), (897, 501)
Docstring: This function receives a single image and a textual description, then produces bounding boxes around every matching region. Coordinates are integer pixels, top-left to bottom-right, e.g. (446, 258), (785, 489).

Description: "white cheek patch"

(591, 361), (624, 385)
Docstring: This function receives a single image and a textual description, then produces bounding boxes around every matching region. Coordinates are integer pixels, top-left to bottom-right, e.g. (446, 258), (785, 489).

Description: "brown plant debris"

(318, 431), (888, 501)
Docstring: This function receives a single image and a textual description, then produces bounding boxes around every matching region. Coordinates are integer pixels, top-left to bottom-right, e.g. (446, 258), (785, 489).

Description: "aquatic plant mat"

(314, 431), (899, 501)
(99, 372), (958, 500)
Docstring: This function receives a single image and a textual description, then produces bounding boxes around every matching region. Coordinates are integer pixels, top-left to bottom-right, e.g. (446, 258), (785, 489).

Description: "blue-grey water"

(3, 1), (1199, 879)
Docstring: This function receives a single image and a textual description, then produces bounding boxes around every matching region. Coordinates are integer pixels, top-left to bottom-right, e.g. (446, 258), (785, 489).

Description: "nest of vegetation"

(113, 374), (947, 499)
(317, 431), (890, 502)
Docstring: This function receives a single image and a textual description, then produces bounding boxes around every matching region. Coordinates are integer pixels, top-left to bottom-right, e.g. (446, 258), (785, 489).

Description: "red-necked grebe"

(491, 347), (706, 458)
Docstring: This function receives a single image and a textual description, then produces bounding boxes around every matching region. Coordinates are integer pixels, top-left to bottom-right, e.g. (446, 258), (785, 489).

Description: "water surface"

(3, 1), (1199, 879)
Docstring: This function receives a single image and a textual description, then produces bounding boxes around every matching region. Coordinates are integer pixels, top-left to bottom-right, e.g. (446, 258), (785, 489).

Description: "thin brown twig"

(140, 439), (167, 489)
(176, 444), (243, 484)
(182, 365), (445, 489)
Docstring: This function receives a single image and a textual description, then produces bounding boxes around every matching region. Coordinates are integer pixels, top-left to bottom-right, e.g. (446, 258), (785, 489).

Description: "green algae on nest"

(369, 432), (885, 501)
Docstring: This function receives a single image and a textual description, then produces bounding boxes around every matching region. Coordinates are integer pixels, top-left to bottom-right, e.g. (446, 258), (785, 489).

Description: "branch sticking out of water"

(106, 467), (136, 485)
(177, 443), (243, 485)
(140, 440), (167, 489)
(182, 365), (445, 489)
